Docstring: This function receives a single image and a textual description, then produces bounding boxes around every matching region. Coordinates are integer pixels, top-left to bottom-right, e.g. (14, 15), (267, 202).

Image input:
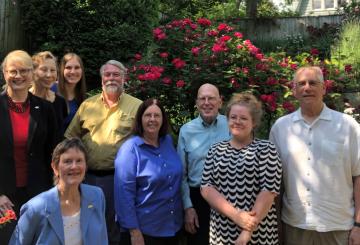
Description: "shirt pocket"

(320, 140), (344, 166)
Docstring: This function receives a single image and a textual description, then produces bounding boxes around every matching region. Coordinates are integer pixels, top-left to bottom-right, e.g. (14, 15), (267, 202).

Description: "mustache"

(104, 80), (119, 86)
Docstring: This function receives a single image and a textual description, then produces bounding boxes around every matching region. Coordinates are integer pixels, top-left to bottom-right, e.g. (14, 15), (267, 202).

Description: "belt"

(87, 169), (115, 177)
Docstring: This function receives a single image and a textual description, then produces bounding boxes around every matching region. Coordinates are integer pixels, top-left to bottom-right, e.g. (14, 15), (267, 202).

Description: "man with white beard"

(65, 60), (142, 245)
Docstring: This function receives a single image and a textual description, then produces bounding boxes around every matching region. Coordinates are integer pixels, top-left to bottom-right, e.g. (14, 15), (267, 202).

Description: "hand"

(130, 229), (145, 245)
(0, 195), (14, 217)
(349, 226), (360, 245)
(234, 210), (258, 231)
(184, 207), (199, 234)
(235, 230), (252, 245)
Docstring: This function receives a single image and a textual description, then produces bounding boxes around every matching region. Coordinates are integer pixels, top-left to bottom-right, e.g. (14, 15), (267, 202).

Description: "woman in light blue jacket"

(10, 138), (108, 245)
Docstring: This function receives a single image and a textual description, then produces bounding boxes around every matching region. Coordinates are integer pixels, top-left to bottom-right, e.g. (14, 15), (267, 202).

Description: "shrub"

(125, 18), (357, 137)
(19, 0), (160, 85)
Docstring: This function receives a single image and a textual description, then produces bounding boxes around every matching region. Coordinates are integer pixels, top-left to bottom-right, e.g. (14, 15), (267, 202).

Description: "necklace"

(6, 93), (30, 113)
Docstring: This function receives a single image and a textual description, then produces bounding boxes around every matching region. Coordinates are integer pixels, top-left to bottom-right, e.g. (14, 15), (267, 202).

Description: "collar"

(292, 103), (332, 122)
(133, 135), (167, 146)
(100, 91), (122, 107)
(198, 114), (219, 128)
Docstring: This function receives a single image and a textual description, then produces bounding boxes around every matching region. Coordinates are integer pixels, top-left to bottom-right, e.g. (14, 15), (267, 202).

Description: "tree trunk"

(245, 0), (260, 18)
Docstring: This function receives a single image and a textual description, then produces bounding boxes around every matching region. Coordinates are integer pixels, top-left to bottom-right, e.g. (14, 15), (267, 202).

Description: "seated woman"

(201, 93), (282, 245)
(10, 138), (108, 245)
(114, 98), (183, 245)
(54, 53), (87, 131)
(30, 51), (68, 137)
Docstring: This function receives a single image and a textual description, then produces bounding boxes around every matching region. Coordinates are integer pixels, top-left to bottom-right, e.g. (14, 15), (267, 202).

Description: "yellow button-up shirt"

(65, 92), (142, 170)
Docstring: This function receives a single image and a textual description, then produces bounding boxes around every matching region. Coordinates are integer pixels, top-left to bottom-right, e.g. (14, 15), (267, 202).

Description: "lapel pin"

(35, 106), (40, 109)
(88, 204), (93, 209)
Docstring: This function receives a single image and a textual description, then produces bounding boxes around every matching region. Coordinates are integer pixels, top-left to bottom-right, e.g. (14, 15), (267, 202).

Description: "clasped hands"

(234, 210), (258, 245)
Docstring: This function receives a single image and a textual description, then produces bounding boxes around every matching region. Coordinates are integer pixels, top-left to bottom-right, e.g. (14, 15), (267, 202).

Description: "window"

(312, 0), (344, 10)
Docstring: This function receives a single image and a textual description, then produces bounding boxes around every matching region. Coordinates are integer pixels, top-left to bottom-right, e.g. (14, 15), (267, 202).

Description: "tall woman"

(114, 98), (183, 245)
(0, 50), (57, 243)
(30, 51), (68, 136)
(55, 53), (87, 131)
(201, 93), (282, 245)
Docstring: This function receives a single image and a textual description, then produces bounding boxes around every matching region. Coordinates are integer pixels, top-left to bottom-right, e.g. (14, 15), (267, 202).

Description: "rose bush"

(125, 18), (358, 136)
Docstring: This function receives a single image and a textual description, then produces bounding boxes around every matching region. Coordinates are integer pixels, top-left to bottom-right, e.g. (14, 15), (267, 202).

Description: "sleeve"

(9, 204), (39, 245)
(98, 188), (109, 244)
(64, 102), (83, 139)
(177, 128), (192, 209)
(349, 118), (360, 176)
(45, 103), (58, 183)
(201, 145), (216, 187)
(258, 142), (282, 194)
(114, 139), (140, 229)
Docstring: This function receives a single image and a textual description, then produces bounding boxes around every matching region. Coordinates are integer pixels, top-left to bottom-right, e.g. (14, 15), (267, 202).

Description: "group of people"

(0, 49), (359, 245)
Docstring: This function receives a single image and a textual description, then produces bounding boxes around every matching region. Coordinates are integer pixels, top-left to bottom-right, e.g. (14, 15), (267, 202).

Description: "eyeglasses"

(6, 69), (32, 77)
(295, 80), (322, 88)
(197, 96), (218, 103)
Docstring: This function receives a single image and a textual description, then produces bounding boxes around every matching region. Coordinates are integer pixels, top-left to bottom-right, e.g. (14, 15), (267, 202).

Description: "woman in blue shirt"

(114, 98), (183, 245)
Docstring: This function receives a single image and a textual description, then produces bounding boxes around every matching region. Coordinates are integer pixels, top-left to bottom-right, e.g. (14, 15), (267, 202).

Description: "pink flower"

(197, 18), (211, 27)
(236, 44), (244, 49)
(191, 47), (201, 56)
(324, 79), (334, 92)
(217, 23), (233, 32)
(282, 101), (296, 112)
(244, 39), (252, 46)
(172, 58), (186, 69)
(230, 78), (239, 88)
(212, 43), (228, 53)
(310, 48), (319, 56)
(266, 77), (278, 85)
(255, 53), (264, 60)
(159, 52), (168, 58)
(190, 23), (197, 30)
(153, 28), (167, 40)
(220, 35), (232, 42)
(234, 32), (243, 39)
(344, 64), (352, 73)
(134, 53), (142, 61)
(290, 64), (298, 70)
(176, 80), (185, 88)
(162, 77), (172, 85)
(207, 30), (218, 37)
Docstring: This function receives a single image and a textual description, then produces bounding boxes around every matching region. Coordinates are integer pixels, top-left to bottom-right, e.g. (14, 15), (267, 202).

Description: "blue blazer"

(9, 184), (108, 245)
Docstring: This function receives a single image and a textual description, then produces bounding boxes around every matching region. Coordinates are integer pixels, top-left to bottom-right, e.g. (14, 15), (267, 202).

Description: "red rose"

(176, 80), (185, 88)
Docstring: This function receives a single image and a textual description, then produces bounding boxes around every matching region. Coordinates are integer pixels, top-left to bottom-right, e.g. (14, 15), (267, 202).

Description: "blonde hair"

(226, 93), (263, 128)
(32, 51), (57, 69)
(2, 50), (33, 71)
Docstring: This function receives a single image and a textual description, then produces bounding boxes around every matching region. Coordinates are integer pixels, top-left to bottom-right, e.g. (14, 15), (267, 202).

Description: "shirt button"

(308, 202), (311, 206)
(170, 199), (173, 202)
(168, 175), (171, 179)
(308, 157), (311, 160)
(163, 164), (167, 167)
(169, 186), (173, 190)
(307, 188), (310, 191)
(170, 211), (174, 214)
(308, 142), (312, 146)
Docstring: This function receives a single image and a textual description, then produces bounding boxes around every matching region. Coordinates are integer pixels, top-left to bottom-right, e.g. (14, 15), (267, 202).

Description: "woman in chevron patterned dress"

(201, 93), (282, 245)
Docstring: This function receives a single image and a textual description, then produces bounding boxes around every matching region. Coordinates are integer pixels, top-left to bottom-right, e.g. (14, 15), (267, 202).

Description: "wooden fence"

(0, 0), (26, 61)
(232, 15), (343, 42)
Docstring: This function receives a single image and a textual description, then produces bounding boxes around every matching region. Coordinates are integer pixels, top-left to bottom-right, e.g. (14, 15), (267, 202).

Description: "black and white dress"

(201, 139), (282, 245)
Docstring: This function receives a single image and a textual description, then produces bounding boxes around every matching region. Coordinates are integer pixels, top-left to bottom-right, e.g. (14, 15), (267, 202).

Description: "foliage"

(331, 19), (360, 86)
(19, 0), (160, 85)
(125, 18), (357, 137)
(339, 0), (360, 22)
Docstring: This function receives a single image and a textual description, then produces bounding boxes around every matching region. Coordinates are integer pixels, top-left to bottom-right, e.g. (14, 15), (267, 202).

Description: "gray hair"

(293, 66), (324, 84)
(100, 60), (127, 79)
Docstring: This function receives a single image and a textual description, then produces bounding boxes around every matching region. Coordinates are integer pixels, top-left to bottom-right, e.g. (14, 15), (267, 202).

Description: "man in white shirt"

(270, 66), (360, 245)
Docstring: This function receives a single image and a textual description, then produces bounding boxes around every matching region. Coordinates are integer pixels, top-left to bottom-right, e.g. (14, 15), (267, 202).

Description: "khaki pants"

(283, 223), (349, 245)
